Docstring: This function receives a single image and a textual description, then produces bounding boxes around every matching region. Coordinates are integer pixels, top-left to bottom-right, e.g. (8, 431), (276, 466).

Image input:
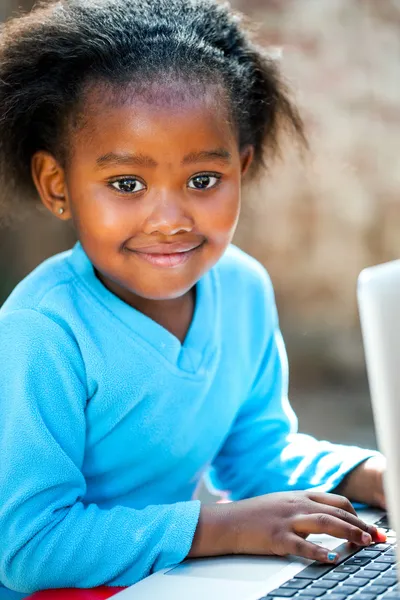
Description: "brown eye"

(188, 174), (220, 190)
(110, 178), (145, 193)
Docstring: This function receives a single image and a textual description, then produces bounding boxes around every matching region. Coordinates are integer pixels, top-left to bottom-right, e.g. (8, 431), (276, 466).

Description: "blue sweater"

(0, 242), (376, 597)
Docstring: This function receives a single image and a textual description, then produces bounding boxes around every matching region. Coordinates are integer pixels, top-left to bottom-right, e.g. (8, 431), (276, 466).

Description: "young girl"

(0, 0), (387, 597)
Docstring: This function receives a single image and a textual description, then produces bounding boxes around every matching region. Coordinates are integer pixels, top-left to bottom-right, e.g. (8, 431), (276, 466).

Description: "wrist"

(188, 502), (237, 558)
(334, 455), (385, 507)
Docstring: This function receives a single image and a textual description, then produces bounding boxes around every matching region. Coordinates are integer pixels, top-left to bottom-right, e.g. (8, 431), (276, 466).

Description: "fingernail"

(376, 528), (387, 541)
(327, 552), (338, 562)
(362, 533), (372, 544)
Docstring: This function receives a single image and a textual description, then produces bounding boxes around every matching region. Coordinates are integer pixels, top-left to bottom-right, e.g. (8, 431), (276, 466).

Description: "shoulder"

(0, 307), (85, 384)
(1, 246), (76, 316)
(0, 247), (84, 355)
(213, 244), (274, 302)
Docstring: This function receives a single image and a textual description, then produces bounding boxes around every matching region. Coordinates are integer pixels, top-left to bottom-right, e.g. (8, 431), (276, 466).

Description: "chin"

(136, 284), (195, 302)
(127, 272), (199, 302)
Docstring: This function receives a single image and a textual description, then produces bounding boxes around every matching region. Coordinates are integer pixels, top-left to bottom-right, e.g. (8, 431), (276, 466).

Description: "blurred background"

(2, 0), (400, 453)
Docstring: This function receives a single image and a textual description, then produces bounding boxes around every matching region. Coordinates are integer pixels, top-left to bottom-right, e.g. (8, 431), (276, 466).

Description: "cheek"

(69, 180), (141, 238)
(200, 185), (241, 241)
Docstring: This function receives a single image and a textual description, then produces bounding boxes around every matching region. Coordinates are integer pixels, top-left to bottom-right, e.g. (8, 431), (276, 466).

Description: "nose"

(143, 194), (194, 236)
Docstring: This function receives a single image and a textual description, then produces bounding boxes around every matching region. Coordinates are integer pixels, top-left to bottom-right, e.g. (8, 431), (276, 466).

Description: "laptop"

(114, 260), (400, 600)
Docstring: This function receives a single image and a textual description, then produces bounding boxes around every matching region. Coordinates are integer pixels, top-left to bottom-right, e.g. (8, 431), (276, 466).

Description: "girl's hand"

(334, 455), (387, 509)
(228, 491), (384, 563)
(190, 490), (386, 563)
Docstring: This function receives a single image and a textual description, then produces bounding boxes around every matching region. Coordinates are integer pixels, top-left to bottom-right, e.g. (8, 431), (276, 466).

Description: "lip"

(126, 241), (203, 268)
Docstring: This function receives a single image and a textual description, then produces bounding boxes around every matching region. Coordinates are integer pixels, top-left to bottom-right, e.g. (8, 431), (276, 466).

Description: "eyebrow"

(95, 148), (232, 169)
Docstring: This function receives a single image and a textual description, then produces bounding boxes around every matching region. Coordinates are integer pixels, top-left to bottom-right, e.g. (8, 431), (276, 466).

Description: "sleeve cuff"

(160, 500), (202, 569)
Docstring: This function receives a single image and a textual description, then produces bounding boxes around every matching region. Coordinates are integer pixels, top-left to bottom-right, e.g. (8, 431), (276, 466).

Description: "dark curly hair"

(0, 0), (306, 218)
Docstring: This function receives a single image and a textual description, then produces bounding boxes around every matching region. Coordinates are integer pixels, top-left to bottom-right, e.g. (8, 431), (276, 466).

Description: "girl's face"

(33, 86), (254, 304)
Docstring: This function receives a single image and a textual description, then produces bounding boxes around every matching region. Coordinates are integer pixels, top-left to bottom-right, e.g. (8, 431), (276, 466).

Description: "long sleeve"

(0, 310), (200, 595)
(207, 273), (378, 501)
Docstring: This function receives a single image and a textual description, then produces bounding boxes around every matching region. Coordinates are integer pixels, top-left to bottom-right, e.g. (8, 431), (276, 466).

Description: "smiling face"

(33, 83), (254, 305)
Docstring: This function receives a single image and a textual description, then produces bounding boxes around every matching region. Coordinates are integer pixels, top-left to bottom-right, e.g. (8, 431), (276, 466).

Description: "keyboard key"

(321, 595), (346, 600)
(368, 563), (391, 572)
(357, 551), (381, 560)
(381, 594), (400, 600)
(263, 597), (294, 600)
(303, 589), (326, 597)
(356, 570), (381, 580)
(339, 585), (359, 594)
(351, 593), (378, 600)
(323, 573), (349, 582)
(346, 557), (372, 567)
(295, 542), (361, 581)
(380, 576), (398, 586)
(377, 556), (397, 564)
(372, 575), (394, 585)
(334, 565), (360, 574)
(281, 579), (312, 590)
(368, 584), (390, 594)
(310, 580), (338, 590)
(368, 544), (392, 552)
(268, 588), (298, 597)
(347, 577), (372, 587)
(294, 564), (336, 580)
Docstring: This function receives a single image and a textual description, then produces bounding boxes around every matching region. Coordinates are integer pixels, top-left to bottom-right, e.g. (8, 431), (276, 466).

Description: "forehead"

(69, 80), (238, 162)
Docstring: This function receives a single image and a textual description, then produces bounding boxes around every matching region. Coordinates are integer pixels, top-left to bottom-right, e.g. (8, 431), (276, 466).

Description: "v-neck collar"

(68, 242), (217, 376)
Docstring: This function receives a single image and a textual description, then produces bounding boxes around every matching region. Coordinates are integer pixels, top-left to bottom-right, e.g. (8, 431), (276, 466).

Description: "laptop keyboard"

(259, 516), (398, 600)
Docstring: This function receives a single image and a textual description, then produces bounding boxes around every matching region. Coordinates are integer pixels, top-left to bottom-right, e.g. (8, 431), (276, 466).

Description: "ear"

(240, 145), (255, 178)
(31, 151), (71, 220)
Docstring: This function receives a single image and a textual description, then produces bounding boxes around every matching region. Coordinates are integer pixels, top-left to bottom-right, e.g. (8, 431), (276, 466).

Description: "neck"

(128, 289), (196, 343)
(96, 269), (196, 343)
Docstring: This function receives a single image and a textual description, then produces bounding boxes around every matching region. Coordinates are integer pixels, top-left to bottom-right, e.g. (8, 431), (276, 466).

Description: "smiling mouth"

(126, 241), (204, 268)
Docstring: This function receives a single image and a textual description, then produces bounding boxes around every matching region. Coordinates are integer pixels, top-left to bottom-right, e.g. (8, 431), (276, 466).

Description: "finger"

(293, 513), (373, 546)
(307, 494), (378, 539)
(285, 533), (339, 564)
(307, 492), (358, 516)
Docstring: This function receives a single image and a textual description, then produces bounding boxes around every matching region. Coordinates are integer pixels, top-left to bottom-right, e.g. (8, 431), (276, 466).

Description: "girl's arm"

(0, 310), (200, 594)
(206, 276), (381, 503)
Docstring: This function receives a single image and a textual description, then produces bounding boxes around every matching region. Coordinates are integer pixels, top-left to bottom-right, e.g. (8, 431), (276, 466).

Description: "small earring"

(58, 207), (65, 215)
